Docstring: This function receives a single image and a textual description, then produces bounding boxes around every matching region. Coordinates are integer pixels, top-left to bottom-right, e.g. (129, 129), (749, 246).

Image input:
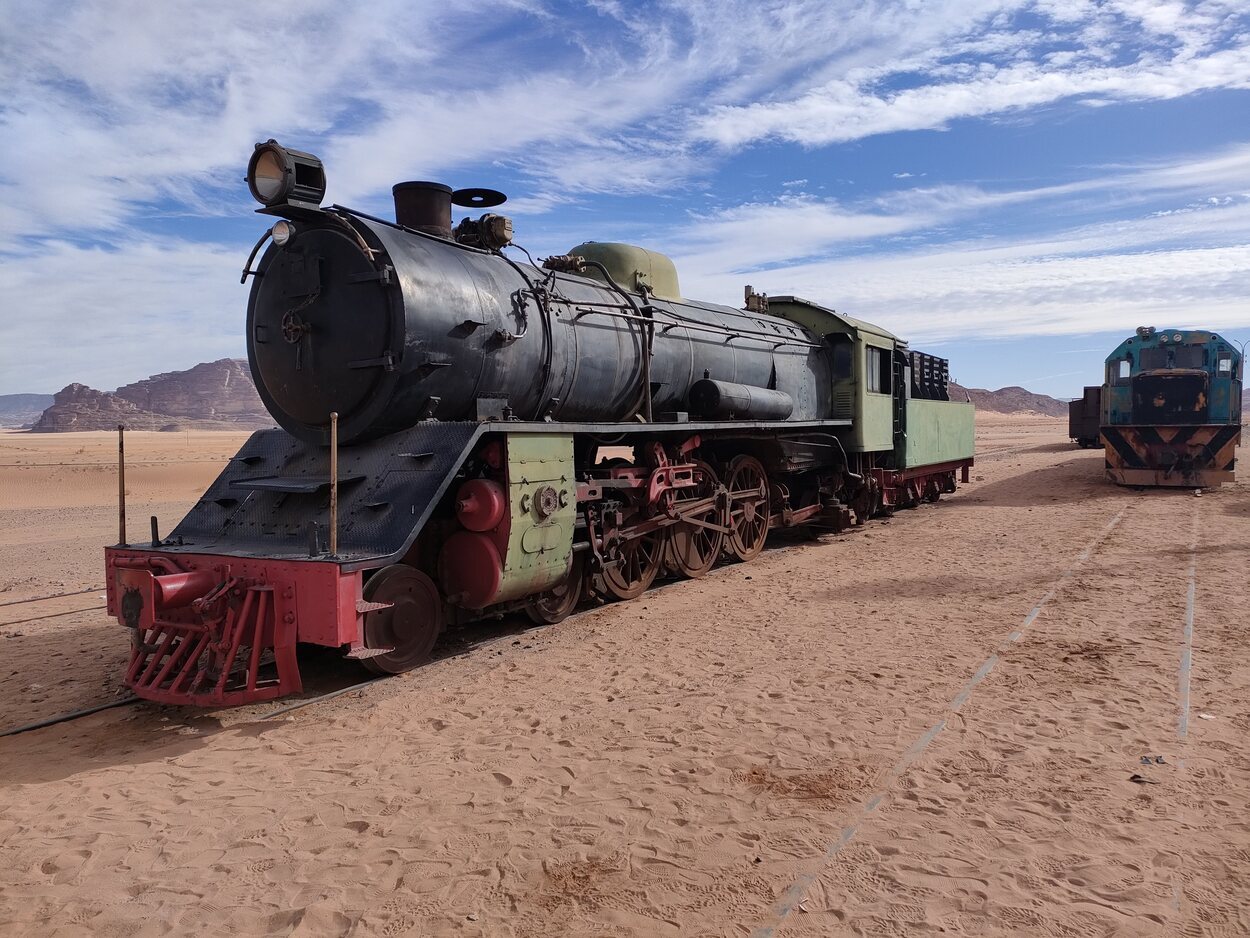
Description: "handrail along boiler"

(104, 140), (976, 706)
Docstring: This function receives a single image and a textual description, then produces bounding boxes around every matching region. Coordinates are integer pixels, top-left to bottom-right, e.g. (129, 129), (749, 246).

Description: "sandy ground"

(0, 417), (1247, 936)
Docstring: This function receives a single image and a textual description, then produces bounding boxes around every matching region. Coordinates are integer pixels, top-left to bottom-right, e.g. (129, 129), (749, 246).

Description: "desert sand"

(0, 417), (1247, 936)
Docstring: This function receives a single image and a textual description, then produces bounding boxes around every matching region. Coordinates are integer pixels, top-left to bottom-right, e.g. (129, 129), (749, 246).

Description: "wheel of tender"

(667, 460), (727, 579)
(850, 479), (879, 526)
(601, 529), (666, 600)
(360, 565), (444, 674)
(526, 552), (586, 624)
(725, 455), (769, 562)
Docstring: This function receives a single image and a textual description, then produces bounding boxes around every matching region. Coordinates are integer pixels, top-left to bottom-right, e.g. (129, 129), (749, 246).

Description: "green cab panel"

(903, 399), (975, 468)
(860, 390), (894, 452)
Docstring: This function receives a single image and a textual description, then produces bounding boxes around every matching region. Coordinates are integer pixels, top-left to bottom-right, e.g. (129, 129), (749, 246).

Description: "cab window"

(830, 340), (853, 380)
(1110, 358), (1131, 385)
(866, 346), (891, 394)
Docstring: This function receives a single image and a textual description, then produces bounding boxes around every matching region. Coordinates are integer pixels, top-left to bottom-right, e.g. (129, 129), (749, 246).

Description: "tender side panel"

(903, 399), (975, 468)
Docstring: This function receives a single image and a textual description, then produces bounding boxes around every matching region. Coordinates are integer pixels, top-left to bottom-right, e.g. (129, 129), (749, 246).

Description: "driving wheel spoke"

(726, 455), (770, 562)
(668, 459), (727, 579)
(601, 529), (666, 601)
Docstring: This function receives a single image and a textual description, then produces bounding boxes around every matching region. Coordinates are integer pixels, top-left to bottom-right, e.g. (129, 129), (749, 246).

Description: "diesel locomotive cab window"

(1218, 353), (1233, 373)
(1112, 358), (1131, 384)
(1141, 346), (1203, 370)
(867, 346), (890, 394)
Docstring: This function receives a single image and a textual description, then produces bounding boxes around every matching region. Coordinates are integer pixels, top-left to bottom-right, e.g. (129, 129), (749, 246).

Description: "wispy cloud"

(692, 2), (1250, 149)
(670, 146), (1250, 341)
(0, 238), (245, 392)
(1, 0), (1248, 393)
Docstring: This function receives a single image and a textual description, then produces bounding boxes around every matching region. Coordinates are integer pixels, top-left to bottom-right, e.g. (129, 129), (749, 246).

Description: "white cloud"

(0, 240), (245, 393)
(669, 147), (1250, 342)
(2, 0), (1249, 393)
(693, 45), (1250, 149)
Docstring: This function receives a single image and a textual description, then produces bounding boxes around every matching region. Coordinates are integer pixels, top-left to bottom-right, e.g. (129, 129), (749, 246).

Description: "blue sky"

(1, 0), (1248, 399)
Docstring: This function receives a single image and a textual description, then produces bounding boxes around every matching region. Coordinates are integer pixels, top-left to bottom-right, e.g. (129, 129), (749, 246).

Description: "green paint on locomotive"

(902, 398), (975, 468)
(566, 242), (683, 301)
(497, 433), (577, 602)
(769, 296), (900, 453)
(769, 295), (974, 467)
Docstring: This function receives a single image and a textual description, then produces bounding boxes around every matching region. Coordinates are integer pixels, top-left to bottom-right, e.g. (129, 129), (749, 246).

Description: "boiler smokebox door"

(251, 228), (392, 428)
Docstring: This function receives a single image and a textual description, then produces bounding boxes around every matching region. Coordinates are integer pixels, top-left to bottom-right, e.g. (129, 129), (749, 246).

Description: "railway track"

(0, 586), (109, 629)
(0, 586), (104, 609)
(2, 605), (108, 627)
(0, 582), (392, 737)
(2, 458), (237, 468)
(977, 443), (1047, 459)
(0, 674), (393, 740)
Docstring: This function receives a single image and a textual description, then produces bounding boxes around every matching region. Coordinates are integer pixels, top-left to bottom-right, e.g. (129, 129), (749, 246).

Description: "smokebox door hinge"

(346, 352), (395, 371)
(348, 265), (394, 286)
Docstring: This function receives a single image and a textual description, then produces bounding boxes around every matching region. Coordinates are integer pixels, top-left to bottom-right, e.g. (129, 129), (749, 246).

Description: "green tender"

(903, 399), (975, 468)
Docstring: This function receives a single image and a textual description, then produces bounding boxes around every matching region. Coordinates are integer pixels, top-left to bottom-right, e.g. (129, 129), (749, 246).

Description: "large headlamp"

(246, 139), (326, 209)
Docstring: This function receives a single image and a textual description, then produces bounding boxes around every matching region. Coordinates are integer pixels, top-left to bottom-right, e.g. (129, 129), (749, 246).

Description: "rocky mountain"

(948, 382), (1068, 417)
(31, 360), (274, 433)
(114, 359), (270, 423)
(0, 393), (54, 429)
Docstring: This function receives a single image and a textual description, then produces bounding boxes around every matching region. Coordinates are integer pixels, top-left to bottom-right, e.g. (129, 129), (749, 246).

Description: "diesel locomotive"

(104, 140), (975, 706)
(1099, 326), (1242, 487)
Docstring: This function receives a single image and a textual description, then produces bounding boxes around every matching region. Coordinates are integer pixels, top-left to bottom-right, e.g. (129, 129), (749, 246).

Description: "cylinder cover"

(439, 531), (503, 609)
(455, 478), (508, 532)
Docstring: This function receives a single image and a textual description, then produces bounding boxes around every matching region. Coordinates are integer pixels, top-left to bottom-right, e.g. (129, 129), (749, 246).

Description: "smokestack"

(392, 181), (452, 238)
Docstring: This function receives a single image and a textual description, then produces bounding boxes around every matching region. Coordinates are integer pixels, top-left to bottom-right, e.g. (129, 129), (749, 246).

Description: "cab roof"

(768, 295), (900, 343)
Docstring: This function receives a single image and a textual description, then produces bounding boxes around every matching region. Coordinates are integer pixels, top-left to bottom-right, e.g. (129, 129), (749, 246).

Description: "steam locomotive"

(1097, 326), (1242, 487)
(104, 140), (975, 706)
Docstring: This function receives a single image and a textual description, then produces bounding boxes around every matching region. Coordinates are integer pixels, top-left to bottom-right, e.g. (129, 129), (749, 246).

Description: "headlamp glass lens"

(253, 150), (286, 202)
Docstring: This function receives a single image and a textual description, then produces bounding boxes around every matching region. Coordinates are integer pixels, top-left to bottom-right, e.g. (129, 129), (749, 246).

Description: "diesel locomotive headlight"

(246, 139), (326, 209)
(271, 220), (296, 246)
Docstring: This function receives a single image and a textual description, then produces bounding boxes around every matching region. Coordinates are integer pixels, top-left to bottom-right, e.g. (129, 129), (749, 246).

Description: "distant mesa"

(0, 393), (55, 429)
(29, 360), (275, 433)
(948, 382), (1068, 418)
